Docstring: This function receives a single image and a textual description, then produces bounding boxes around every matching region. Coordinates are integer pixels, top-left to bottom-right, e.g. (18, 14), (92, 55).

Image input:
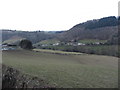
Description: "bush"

(19, 39), (33, 50)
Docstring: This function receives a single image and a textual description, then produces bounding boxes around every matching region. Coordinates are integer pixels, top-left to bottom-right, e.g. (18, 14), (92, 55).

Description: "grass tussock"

(2, 64), (56, 88)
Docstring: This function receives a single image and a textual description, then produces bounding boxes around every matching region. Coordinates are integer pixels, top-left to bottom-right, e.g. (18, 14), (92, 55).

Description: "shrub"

(19, 39), (33, 50)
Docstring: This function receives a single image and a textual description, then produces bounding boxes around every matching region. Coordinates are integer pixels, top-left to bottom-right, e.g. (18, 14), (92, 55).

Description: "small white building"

(41, 44), (48, 47)
(53, 43), (59, 46)
(77, 43), (85, 46)
(1, 44), (16, 51)
(67, 43), (73, 45)
(94, 42), (100, 45)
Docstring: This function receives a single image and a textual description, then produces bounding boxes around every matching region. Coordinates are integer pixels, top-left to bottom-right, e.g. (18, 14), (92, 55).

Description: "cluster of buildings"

(0, 44), (16, 51)
(40, 41), (105, 47)
(41, 43), (60, 47)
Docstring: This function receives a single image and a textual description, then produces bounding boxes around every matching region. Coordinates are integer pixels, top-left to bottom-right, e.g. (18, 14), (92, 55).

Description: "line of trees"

(38, 45), (119, 57)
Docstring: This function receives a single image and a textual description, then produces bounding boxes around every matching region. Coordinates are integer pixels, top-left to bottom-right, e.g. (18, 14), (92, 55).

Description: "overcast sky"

(0, 0), (119, 31)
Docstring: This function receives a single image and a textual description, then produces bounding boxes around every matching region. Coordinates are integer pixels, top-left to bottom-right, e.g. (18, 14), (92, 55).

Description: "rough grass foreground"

(2, 64), (56, 88)
(2, 50), (118, 88)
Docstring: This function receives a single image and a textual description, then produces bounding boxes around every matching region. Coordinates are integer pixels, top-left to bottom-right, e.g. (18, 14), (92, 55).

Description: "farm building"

(1, 44), (16, 51)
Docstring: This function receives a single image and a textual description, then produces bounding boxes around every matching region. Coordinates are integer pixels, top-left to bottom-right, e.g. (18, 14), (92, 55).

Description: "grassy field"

(39, 45), (118, 57)
(2, 50), (118, 88)
(3, 37), (25, 45)
(33, 49), (83, 55)
(78, 39), (107, 44)
(34, 39), (60, 46)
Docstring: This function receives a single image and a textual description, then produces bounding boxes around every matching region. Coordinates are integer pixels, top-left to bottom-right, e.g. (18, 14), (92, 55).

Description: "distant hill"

(57, 16), (118, 42)
(2, 16), (119, 44)
(2, 36), (25, 45)
(74, 16), (118, 29)
(2, 30), (56, 44)
(34, 38), (60, 46)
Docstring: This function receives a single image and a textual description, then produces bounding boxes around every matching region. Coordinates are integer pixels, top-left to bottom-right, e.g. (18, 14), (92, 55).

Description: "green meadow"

(2, 49), (118, 88)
